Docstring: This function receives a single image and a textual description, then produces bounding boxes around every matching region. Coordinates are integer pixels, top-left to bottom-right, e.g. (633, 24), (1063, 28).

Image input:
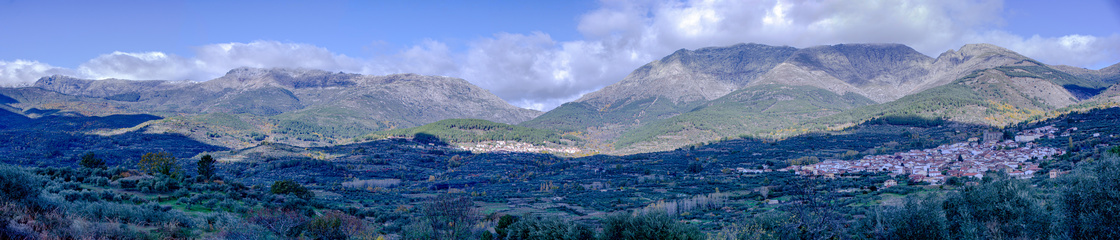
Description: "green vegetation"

(811, 82), (986, 127)
(521, 97), (706, 134)
(271, 106), (382, 141)
(375, 118), (574, 145)
(188, 112), (255, 130)
(270, 180), (314, 199)
(602, 211), (703, 240)
(79, 152), (106, 169)
(616, 84), (875, 147)
(196, 154), (216, 181)
(138, 152), (181, 177)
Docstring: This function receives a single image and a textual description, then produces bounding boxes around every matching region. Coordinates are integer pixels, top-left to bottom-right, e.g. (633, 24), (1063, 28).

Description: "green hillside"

(373, 119), (577, 145)
(519, 97), (705, 133)
(615, 84), (876, 148)
(808, 65), (1099, 130)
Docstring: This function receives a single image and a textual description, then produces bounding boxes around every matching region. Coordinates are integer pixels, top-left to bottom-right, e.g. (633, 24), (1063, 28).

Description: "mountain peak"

(209, 67), (359, 90)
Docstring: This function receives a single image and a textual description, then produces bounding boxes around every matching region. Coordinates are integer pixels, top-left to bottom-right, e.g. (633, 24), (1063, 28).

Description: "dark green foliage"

(686, 162), (703, 174)
(409, 194), (478, 240)
(0, 165), (42, 202)
(812, 83), (986, 126)
(883, 195), (948, 240)
(197, 154), (216, 180)
(503, 216), (595, 240)
(79, 152), (106, 169)
(302, 210), (368, 240)
(494, 215), (518, 239)
(601, 211), (703, 240)
(411, 132), (447, 146)
(270, 180), (314, 199)
(866, 114), (946, 127)
(1061, 156), (1120, 239)
(379, 119), (570, 145)
(138, 152), (181, 177)
(943, 173), (1053, 239)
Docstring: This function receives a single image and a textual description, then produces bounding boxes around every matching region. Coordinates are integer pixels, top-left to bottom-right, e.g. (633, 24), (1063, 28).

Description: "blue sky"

(1, 0), (1119, 111)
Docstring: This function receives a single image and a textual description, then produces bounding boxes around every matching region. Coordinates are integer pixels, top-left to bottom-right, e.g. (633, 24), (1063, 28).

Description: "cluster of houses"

(458, 141), (581, 154)
(777, 126), (1068, 185)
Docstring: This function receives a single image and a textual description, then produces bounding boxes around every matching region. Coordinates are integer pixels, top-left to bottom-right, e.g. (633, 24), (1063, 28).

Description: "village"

(457, 141), (582, 154)
(771, 125), (1068, 185)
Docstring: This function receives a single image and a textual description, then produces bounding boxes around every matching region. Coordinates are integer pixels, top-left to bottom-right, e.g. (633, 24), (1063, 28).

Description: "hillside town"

(780, 125), (1066, 184)
(458, 141), (582, 154)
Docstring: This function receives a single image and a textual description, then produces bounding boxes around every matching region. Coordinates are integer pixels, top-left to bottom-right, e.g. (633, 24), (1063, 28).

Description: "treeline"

(273, 119), (376, 141)
(403, 195), (703, 240)
(375, 119), (578, 145)
(865, 114), (947, 127)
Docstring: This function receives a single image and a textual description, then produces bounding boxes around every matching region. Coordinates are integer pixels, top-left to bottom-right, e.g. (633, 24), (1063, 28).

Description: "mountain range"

(523, 43), (1120, 152)
(0, 68), (539, 147)
(1, 43), (1118, 153)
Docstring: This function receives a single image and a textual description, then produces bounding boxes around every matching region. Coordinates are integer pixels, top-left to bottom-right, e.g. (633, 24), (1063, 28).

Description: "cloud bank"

(2, 0), (1118, 111)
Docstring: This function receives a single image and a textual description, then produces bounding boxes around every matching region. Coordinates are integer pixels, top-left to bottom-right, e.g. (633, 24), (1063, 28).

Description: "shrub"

(246, 208), (309, 237)
(138, 152), (181, 177)
(417, 194), (478, 240)
(601, 211), (703, 240)
(270, 180), (314, 199)
(0, 165), (43, 202)
(79, 152), (107, 169)
(303, 210), (371, 240)
(504, 215), (595, 240)
(197, 155), (216, 181)
(1061, 156), (1120, 239)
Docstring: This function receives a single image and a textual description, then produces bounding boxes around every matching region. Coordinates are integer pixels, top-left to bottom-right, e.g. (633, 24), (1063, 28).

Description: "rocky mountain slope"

(0, 68), (541, 147)
(526, 42), (1120, 152)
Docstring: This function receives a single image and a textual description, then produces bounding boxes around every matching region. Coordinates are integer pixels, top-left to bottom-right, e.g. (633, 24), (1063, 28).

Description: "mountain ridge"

(3, 68), (542, 148)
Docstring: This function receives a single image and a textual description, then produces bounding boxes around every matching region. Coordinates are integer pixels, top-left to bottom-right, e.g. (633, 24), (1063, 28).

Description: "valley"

(2, 42), (1120, 239)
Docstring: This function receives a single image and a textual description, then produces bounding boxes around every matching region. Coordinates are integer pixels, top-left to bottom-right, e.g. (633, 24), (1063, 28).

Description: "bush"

(197, 155), (216, 181)
(1061, 156), (1120, 239)
(138, 152), (181, 177)
(79, 152), (107, 169)
(270, 180), (314, 199)
(601, 211), (703, 240)
(943, 175), (1052, 239)
(302, 210), (372, 240)
(247, 208), (309, 237)
(504, 215), (594, 240)
(0, 165), (43, 202)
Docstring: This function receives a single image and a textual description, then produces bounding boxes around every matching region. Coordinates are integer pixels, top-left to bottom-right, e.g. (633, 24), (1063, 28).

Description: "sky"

(1, 0), (1119, 111)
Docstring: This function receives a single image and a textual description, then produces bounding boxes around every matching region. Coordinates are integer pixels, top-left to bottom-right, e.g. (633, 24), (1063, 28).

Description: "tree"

(139, 152), (181, 177)
(79, 152), (106, 169)
(0, 165), (42, 202)
(504, 215), (594, 240)
(197, 154), (216, 180)
(271, 180), (314, 199)
(1061, 156), (1120, 239)
(601, 211), (703, 240)
(686, 162), (703, 174)
(414, 194), (477, 240)
(943, 174), (1051, 239)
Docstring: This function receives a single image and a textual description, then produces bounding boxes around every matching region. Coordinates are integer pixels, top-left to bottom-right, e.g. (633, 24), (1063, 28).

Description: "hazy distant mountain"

(1, 68), (541, 147)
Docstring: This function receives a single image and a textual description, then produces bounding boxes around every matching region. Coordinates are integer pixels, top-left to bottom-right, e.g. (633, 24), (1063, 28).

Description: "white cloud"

(966, 32), (1120, 68)
(193, 41), (366, 76)
(0, 60), (74, 86)
(1, 0), (1118, 110)
(78, 51), (196, 80)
